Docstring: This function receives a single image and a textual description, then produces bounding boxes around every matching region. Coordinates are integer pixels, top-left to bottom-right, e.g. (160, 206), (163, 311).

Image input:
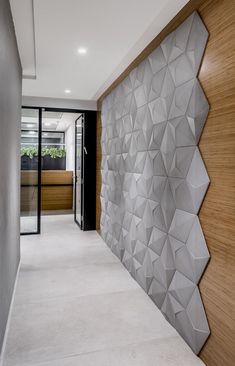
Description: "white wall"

(65, 123), (75, 171)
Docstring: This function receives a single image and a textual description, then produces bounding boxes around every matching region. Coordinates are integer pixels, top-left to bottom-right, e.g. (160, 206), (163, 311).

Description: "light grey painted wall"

(0, 0), (22, 354)
(22, 96), (97, 111)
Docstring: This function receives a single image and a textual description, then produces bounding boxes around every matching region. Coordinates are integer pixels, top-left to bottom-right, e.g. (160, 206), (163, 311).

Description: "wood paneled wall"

(96, 0), (235, 364)
(197, 0), (235, 365)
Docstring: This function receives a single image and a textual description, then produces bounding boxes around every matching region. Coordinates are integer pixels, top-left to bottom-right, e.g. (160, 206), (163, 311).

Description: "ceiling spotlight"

(43, 133), (48, 136)
(44, 122), (51, 127)
(27, 124), (34, 128)
(78, 47), (87, 55)
(29, 131), (36, 134)
(64, 89), (71, 94)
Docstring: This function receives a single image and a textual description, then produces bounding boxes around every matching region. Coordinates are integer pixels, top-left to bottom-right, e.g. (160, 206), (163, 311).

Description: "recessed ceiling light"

(44, 122), (51, 127)
(29, 131), (36, 134)
(78, 47), (87, 55)
(27, 124), (34, 128)
(43, 133), (48, 136)
(64, 89), (71, 94)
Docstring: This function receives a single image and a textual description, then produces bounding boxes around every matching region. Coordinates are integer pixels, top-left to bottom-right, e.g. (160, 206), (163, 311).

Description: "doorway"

(20, 107), (96, 235)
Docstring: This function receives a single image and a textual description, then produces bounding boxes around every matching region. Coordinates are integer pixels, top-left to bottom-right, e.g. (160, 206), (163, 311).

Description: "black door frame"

(21, 106), (96, 235)
(21, 106), (42, 235)
(74, 113), (84, 229)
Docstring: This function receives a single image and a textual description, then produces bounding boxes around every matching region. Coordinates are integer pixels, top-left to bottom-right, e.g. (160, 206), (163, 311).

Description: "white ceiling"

(11, 0), (189, 101)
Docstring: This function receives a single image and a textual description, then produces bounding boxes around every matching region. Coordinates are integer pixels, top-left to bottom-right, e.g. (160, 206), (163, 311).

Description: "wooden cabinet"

(21, 170), (73, 211)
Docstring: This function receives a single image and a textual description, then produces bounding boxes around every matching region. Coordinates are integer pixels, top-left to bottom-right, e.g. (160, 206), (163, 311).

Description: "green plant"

(21, 146), (38, 159)
(21, 147), (66, 159)
(42, 147), (66, 159)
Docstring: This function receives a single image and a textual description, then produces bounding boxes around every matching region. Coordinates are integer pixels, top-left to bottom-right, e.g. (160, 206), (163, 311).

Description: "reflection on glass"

(75, 119), (82, 225)
(20, 108), (39, 233)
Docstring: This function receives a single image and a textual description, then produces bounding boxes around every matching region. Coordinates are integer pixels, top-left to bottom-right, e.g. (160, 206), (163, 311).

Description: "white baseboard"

(0, 261), (21, 366)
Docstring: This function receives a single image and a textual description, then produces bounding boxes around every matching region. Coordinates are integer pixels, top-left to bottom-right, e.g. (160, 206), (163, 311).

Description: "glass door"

(20, 108), (41, 234)
(74, 114), (84, 228)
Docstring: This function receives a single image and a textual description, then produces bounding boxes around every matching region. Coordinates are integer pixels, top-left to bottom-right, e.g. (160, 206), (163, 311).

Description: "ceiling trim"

(22, 96), (97, 111)
(23, 0), (37, 79)
(10, 0), (37, 79)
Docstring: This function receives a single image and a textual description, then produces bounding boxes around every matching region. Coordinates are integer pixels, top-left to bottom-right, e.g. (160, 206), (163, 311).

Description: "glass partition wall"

(20, 108), (41, 234)
(20, 107), (91, 234)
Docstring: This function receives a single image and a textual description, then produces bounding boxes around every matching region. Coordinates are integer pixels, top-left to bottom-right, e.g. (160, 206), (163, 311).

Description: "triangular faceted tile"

(168, 78), (195, 119)
(149, 97), (171, 125)
(137, 220), (153, 245)
(160, 68), (175, 98)
(122, 114), (133, 134)
(152, 150), (167, 176)
(185, 148), (210, 213)
(136, 267), (153, 292)
(169, 146), (196, 178)
(142, 248), (158, 277)
(186, 80), (209, 143)
(148, 278), (166, 309)
(168, 12), (194, 63)
(186, 287), (210, 354)
(148, 46), (167, 74)
(142, 199), (158, 229)
(160, 237), (175, 287)
(148, 227), (167, 255)
(134, 195), (146, 218)
(168, 271), (196, 308)
(134, 151), (147, 174)
(186, 12), (209, 75)
(161, 32), (175, 62)
(187, 217), (210, 261)
(153, 257), (169, 289)
(169, 116), (196, 147)
(136, 175), (152, 198)
(152, 204), (167, 233)
(100, 11), (210, 355)
(134, 240), (147, 265)
(160, 180), (176, 231)
(169, 209), (196, 243)
(149, 175), (167, 203)
(134, 84), (148, 108)
(134, 130), (148, 151)
(160, 123), (176, 174)
(169, 54), (195, 87)
(148, 67), (166, 102)
(148, 121), (167, 150)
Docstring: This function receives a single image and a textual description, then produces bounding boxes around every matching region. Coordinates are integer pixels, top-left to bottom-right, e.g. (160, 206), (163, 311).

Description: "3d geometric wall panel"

(100, 11), (210, 354)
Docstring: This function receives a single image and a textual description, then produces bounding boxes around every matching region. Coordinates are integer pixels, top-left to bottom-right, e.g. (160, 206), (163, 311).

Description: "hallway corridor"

(3, 216), (204, 366)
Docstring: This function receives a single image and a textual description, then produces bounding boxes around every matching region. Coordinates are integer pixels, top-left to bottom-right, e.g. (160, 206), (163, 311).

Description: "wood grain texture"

(96, 0), (235, 364)
(21, 170), (73, 211)
(197, 0), (235, 364)
(41, 170), (73, 185)
(41, 186), (73, 210)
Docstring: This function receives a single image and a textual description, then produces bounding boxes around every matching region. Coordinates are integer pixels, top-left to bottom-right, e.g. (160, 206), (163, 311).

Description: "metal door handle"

(84, 146), (88, 155)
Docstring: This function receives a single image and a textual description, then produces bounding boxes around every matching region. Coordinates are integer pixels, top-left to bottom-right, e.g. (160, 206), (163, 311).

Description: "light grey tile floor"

(3, 215), (205, 366)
